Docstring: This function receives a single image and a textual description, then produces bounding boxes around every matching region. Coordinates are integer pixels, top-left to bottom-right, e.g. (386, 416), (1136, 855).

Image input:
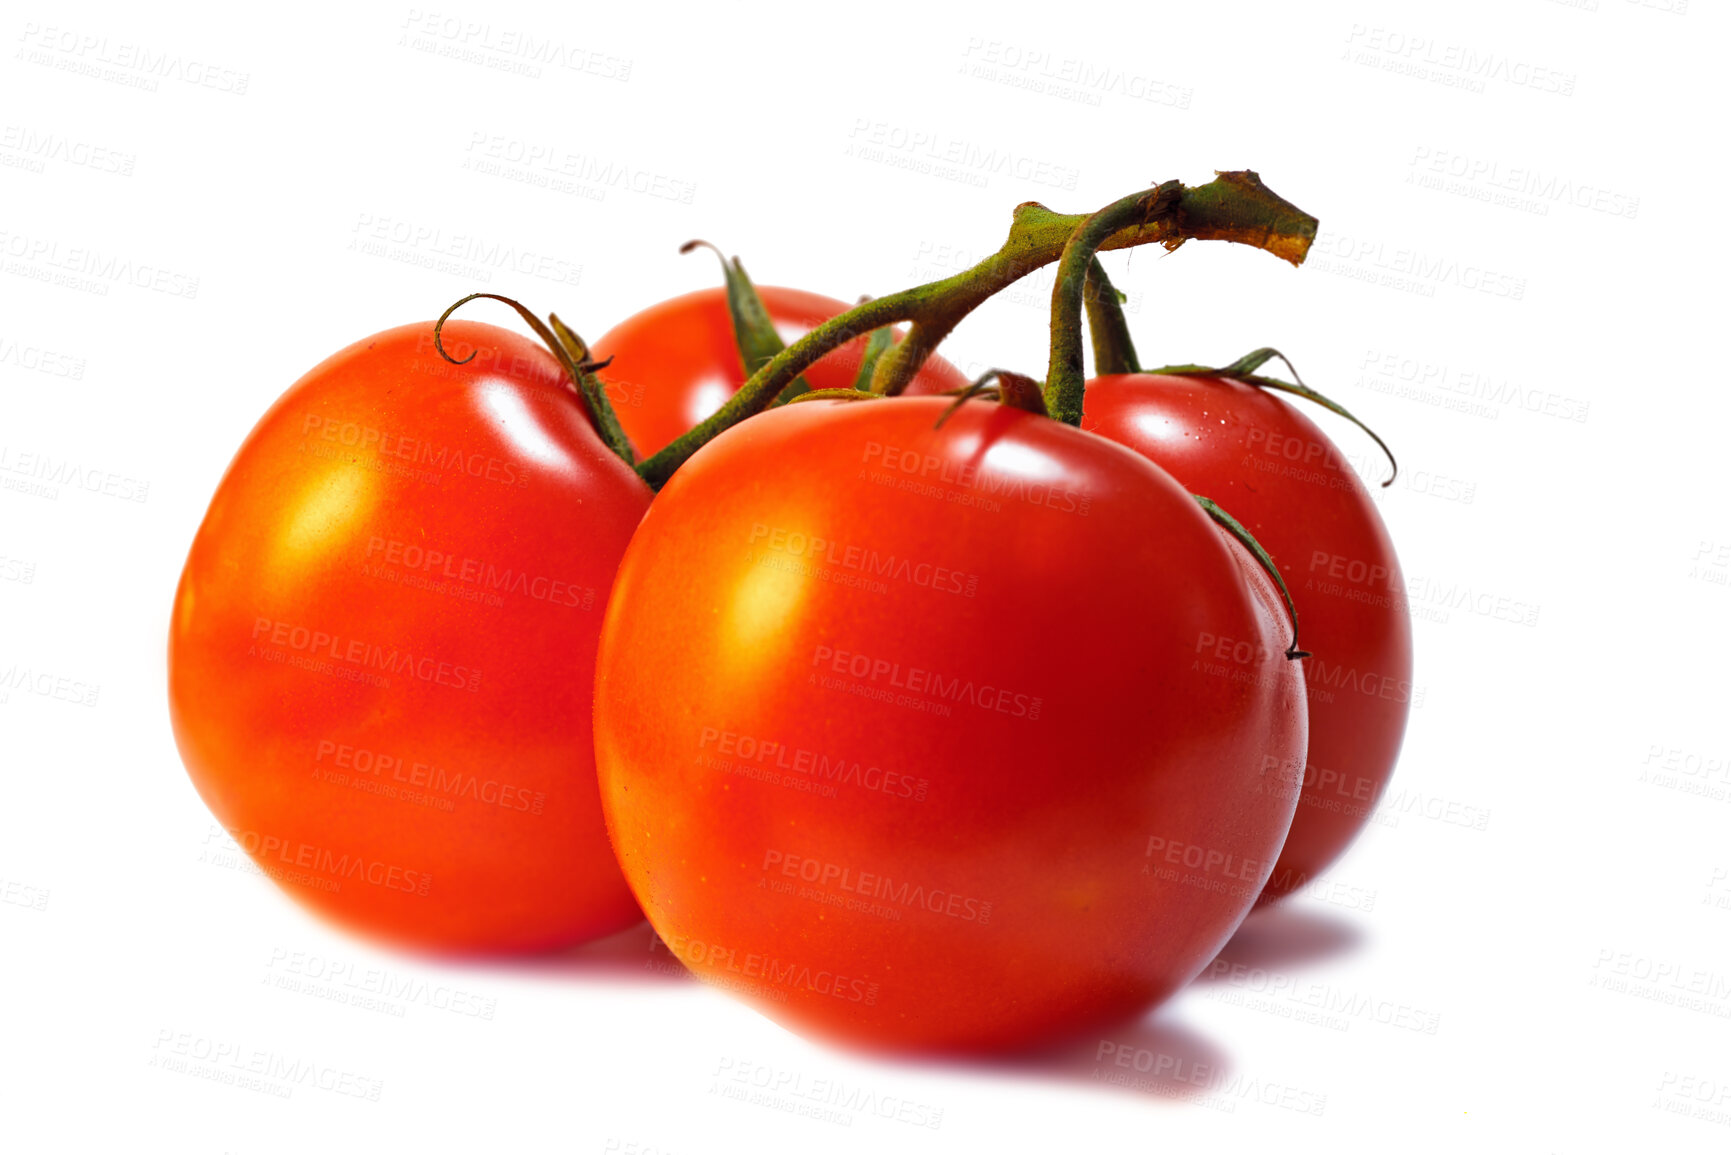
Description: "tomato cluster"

(169, 181), (1409, 1054)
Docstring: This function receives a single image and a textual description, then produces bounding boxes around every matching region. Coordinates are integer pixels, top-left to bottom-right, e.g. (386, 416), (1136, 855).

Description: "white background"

(4, 0), (1728, 1151)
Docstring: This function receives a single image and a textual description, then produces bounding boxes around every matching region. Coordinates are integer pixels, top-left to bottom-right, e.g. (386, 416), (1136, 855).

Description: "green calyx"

(933, 369), (1048, 430)
(433, 292), (636, 467)
(1149, 348), (1398, 486)
(680, 240), (816, 405)
(1193, 495), (1309, 661)
(785, 388), (884, 406)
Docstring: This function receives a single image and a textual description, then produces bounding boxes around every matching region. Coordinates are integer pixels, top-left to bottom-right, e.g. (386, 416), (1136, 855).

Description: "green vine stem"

(636, 171), (1317, 489)
(1043, 175), (1316, 425)
(1149, 348), (1398, 485)
(847, 302), (893, 392)
(1046, 184), (1185, 422)
(1084, 257), (1141, 375)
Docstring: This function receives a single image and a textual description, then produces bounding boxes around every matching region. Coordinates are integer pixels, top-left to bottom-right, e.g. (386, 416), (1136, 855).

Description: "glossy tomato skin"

(591, 286), (969, 458)
(594, 397), (1306, 1053)
(169, 320), (649, 954)
(1082, 374), (1413, 902)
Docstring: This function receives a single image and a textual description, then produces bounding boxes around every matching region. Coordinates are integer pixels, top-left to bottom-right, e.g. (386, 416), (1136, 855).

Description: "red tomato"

(593, 397), (1306, 1052)
(591, 286), (969, 458)
(1081, 373), (1412, 901)
(168, 320), (650, 953)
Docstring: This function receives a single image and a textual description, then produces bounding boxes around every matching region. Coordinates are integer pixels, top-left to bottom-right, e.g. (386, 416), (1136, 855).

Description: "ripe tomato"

(593, 396), (1306, 1052)
(591, 286), (969, 458)
(168, 320), (650, 953)
(1081, 373), (1412, 901)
